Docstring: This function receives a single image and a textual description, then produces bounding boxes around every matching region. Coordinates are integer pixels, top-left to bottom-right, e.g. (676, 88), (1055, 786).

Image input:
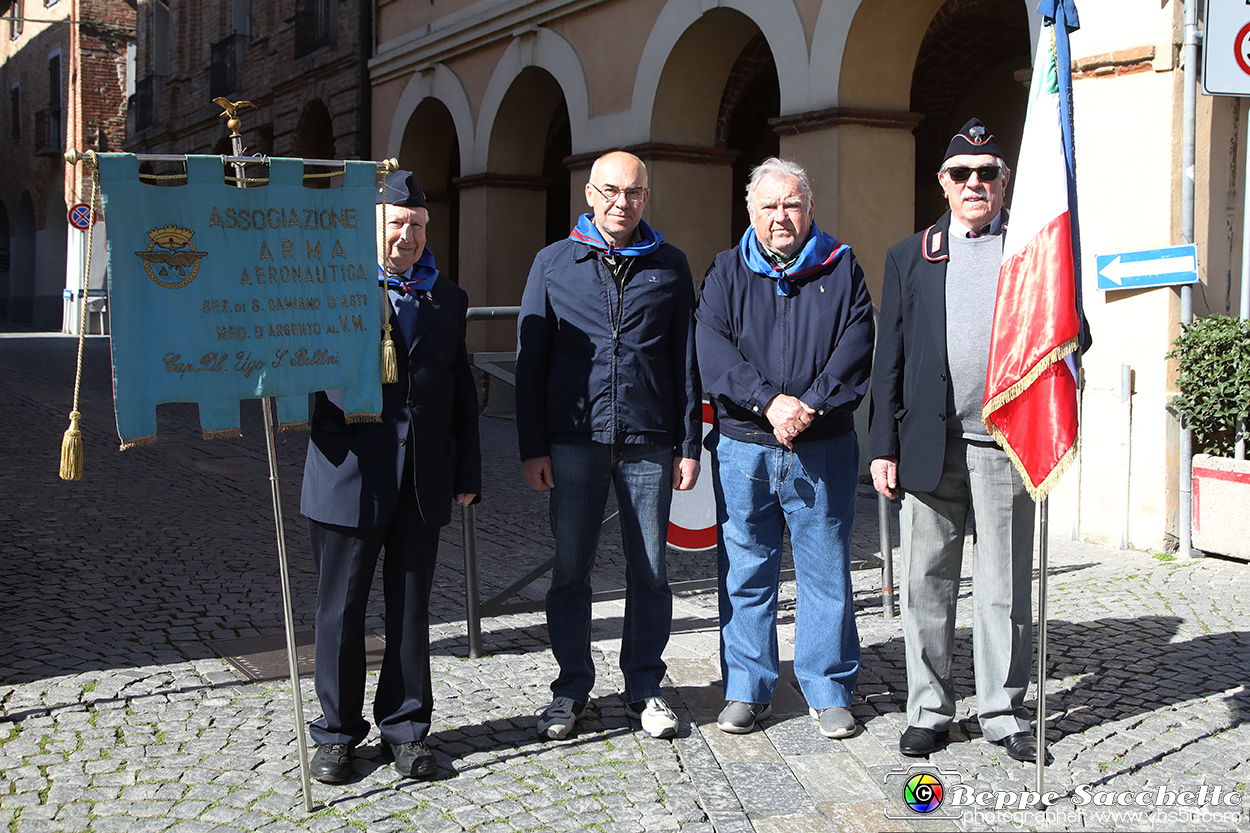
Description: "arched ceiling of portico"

(837, 0), (947, 111)
(635, 0), (809, 145)
(385, 63), (475, 173)
(476, 28), (587, 172)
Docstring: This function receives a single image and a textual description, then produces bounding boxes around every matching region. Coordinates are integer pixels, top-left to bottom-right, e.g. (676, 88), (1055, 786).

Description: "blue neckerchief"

(737, 223), (850, 296)
(569, 213), (664, 257)
(379, 247), (438, 293)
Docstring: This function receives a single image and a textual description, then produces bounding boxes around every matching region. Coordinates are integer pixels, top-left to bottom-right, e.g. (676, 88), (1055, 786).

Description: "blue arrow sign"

(1095, 244), (1198, 291)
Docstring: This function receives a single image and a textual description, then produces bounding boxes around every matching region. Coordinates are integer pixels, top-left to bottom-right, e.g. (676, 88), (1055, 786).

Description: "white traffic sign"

(1203, 0), (1250, 96)
(1095, 244), (1198, 291)
(667, 402), (716, 551)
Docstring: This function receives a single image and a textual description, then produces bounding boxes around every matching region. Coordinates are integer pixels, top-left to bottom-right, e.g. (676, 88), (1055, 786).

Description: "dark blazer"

(300, 276), (482, 529)
(869, 209), (1091, 494)
(868, 211), (960, 494)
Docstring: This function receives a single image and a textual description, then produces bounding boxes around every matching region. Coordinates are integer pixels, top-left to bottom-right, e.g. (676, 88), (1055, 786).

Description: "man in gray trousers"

(868, 119), (1037, 763)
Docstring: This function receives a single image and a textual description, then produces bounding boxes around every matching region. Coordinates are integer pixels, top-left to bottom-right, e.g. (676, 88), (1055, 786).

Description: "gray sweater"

(944, 231), (1004, 439)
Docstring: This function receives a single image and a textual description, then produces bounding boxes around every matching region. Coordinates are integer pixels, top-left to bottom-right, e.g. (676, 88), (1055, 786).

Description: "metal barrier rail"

(458, 305), (895, 657)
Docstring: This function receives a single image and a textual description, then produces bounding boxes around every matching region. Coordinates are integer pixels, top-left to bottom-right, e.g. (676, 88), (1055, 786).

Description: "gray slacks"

(899, 437), (1034, 741)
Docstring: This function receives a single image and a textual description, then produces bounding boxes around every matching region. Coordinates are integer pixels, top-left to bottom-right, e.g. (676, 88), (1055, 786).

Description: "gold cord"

(60, 151), (100, 480)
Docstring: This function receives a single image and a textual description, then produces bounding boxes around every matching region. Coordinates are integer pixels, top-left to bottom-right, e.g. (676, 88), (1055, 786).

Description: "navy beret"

(377, 170), (427, 209)
(943, 118), (1003, 162)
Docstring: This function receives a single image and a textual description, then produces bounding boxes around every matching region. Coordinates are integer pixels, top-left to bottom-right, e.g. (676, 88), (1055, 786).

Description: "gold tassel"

(59, 410), (83, 481)
(381, 321), (398, 384)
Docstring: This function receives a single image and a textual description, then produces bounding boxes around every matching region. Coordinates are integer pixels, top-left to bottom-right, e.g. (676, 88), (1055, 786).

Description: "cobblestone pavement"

(2, 330), (1248, 832)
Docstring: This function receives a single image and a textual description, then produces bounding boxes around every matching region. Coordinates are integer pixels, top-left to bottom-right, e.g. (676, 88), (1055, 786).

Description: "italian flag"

(982, 4), (1084, 501)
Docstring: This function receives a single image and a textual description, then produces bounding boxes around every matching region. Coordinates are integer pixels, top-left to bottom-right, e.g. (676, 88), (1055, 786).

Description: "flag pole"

(1036, 497), (1049, 796)
(217, 99), (315, 813)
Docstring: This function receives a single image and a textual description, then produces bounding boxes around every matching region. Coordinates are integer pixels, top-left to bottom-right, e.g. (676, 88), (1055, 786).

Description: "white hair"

(746, 158), (812, 208)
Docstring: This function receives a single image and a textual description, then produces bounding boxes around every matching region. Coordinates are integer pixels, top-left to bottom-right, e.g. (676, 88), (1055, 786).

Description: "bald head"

(586, 151), (650, 247)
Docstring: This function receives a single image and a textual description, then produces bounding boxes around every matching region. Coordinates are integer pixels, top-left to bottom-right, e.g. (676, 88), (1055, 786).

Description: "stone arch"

(292, 99), (336, 187)
(9, 190), (36, 324)
(475, 27), (587, 168)
(387, 64), (475, 173)
(459, 63), (571, 350)
(909, 0), (1034, 229)
(643, 6), (781, 274)
(398, 97), (462, 284)
(632, 0), (808, 138)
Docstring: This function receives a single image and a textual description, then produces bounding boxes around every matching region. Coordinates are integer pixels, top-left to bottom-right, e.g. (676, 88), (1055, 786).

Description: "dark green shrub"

(1166, 315), (1250, 457)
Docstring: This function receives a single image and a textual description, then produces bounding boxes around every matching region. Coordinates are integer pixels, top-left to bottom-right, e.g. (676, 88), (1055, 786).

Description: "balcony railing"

(34, 107), (61, 155)
(130, 74), (165, 132)
(210, 33), (247, 98)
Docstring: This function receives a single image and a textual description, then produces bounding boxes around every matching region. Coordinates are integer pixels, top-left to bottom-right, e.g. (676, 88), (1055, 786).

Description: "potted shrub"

(1166, 314), (1250, 559)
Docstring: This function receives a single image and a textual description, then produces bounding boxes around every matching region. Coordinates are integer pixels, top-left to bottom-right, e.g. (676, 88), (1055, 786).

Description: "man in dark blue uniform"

(301, 171), (481, 783)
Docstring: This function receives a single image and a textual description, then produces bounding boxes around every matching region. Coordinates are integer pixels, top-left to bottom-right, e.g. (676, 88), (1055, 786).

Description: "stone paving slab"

(2, 331), (1249, 832)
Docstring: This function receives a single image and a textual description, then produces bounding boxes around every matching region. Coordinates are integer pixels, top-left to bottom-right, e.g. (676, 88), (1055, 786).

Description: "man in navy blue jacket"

(516, 151), (701, 742)
(696, 158), (874, 739)
(301, 171), (481, 783)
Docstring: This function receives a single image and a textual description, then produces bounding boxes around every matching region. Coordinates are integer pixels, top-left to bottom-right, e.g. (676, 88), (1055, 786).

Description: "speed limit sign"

(1204, 0), (1250, 95)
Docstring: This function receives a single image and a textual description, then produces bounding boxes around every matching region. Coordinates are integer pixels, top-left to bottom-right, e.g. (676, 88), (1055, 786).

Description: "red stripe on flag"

(984, 212), (1081, 497)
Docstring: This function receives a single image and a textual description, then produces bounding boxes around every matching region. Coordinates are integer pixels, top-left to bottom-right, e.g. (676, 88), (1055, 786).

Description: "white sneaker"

(537, 696), (587, 740)
(625, 696), (679, 739)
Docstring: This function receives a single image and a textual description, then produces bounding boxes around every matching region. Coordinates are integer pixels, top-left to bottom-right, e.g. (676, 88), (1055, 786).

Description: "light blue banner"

(98, 154), (382, 447)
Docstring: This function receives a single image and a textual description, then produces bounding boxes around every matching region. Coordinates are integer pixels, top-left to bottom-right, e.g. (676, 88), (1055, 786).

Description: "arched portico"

(398, 98), (462, 288)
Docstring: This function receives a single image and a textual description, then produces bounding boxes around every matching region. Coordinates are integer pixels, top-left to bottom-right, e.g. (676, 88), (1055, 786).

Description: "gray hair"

(746, 158), (812, 208)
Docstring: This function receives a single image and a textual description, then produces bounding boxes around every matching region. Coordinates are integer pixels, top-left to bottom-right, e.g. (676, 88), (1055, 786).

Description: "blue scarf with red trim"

(569, 213), (664, 257)
(738, 223), (849, 296)
(379, 247), (439, 293)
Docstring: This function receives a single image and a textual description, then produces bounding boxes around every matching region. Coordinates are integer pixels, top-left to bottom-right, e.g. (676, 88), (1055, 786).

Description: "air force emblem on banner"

(135, 225), (209, 289)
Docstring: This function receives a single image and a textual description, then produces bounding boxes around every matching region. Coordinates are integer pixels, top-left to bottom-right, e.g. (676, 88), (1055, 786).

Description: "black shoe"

(994, 731), (1038, 763)
(899, 726), (948, 757)
(310, 742), (355, 783)
(389, 740), (437, 779)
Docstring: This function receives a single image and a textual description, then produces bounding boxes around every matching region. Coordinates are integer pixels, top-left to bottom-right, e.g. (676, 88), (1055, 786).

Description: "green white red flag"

(982, 1), (1085, 500)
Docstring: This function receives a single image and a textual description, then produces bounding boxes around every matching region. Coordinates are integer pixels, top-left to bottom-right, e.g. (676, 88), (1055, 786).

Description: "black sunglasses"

(944, 165), (1002, 182)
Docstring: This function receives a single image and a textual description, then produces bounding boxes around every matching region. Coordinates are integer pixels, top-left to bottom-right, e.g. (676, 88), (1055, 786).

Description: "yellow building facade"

(369, 0), (1243, 553)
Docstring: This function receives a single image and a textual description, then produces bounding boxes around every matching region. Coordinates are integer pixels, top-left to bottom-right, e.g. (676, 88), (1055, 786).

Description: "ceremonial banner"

(981, 1), (1084, 500)
(97, 154), (382, 448)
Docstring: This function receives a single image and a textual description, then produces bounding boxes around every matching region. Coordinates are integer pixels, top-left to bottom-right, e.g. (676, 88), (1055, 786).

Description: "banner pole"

(1036, 497), (1049, 797)
(219, 99), (315, 812)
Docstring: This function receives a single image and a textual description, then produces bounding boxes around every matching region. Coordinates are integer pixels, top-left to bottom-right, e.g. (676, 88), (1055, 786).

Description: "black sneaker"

(389, 740), (437, 779)
(310, 742), (355, 783)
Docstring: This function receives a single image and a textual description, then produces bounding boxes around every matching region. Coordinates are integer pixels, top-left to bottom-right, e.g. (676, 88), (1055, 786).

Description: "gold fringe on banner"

(59, 152), (100, 481)
(346, 413), (383, 425)
(119, 434), (158, 451)
(203, 427), (244, 441)
(278, 420), (310, 433)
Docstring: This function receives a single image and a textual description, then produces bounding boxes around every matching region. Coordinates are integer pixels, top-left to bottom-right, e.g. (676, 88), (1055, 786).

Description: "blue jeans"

(712, 432), (860, 708)
(547, 442), (674, 704)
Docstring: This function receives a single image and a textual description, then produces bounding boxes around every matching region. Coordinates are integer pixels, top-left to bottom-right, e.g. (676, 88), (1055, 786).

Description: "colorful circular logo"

(903, 772), (944, 814)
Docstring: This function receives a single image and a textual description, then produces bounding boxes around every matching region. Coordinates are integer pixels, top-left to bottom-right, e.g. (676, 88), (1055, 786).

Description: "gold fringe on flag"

(59, 152), (100, 481)
(278, 420), (310, 433)
(119, 434), (158, 451)
(203, 427), (244, 440)
(346, 413), (383, 424)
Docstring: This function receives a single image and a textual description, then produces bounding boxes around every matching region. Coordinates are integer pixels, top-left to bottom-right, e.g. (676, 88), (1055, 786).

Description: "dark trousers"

(307, 496), (441, 747)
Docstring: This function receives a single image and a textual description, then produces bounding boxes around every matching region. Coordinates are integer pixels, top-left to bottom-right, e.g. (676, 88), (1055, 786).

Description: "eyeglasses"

(590, 182), (648, 205)
(942, 165), (1002, 183)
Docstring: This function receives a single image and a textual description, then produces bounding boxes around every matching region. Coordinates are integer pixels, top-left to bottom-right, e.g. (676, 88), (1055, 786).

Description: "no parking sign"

(1203, 0), (1250, 96)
